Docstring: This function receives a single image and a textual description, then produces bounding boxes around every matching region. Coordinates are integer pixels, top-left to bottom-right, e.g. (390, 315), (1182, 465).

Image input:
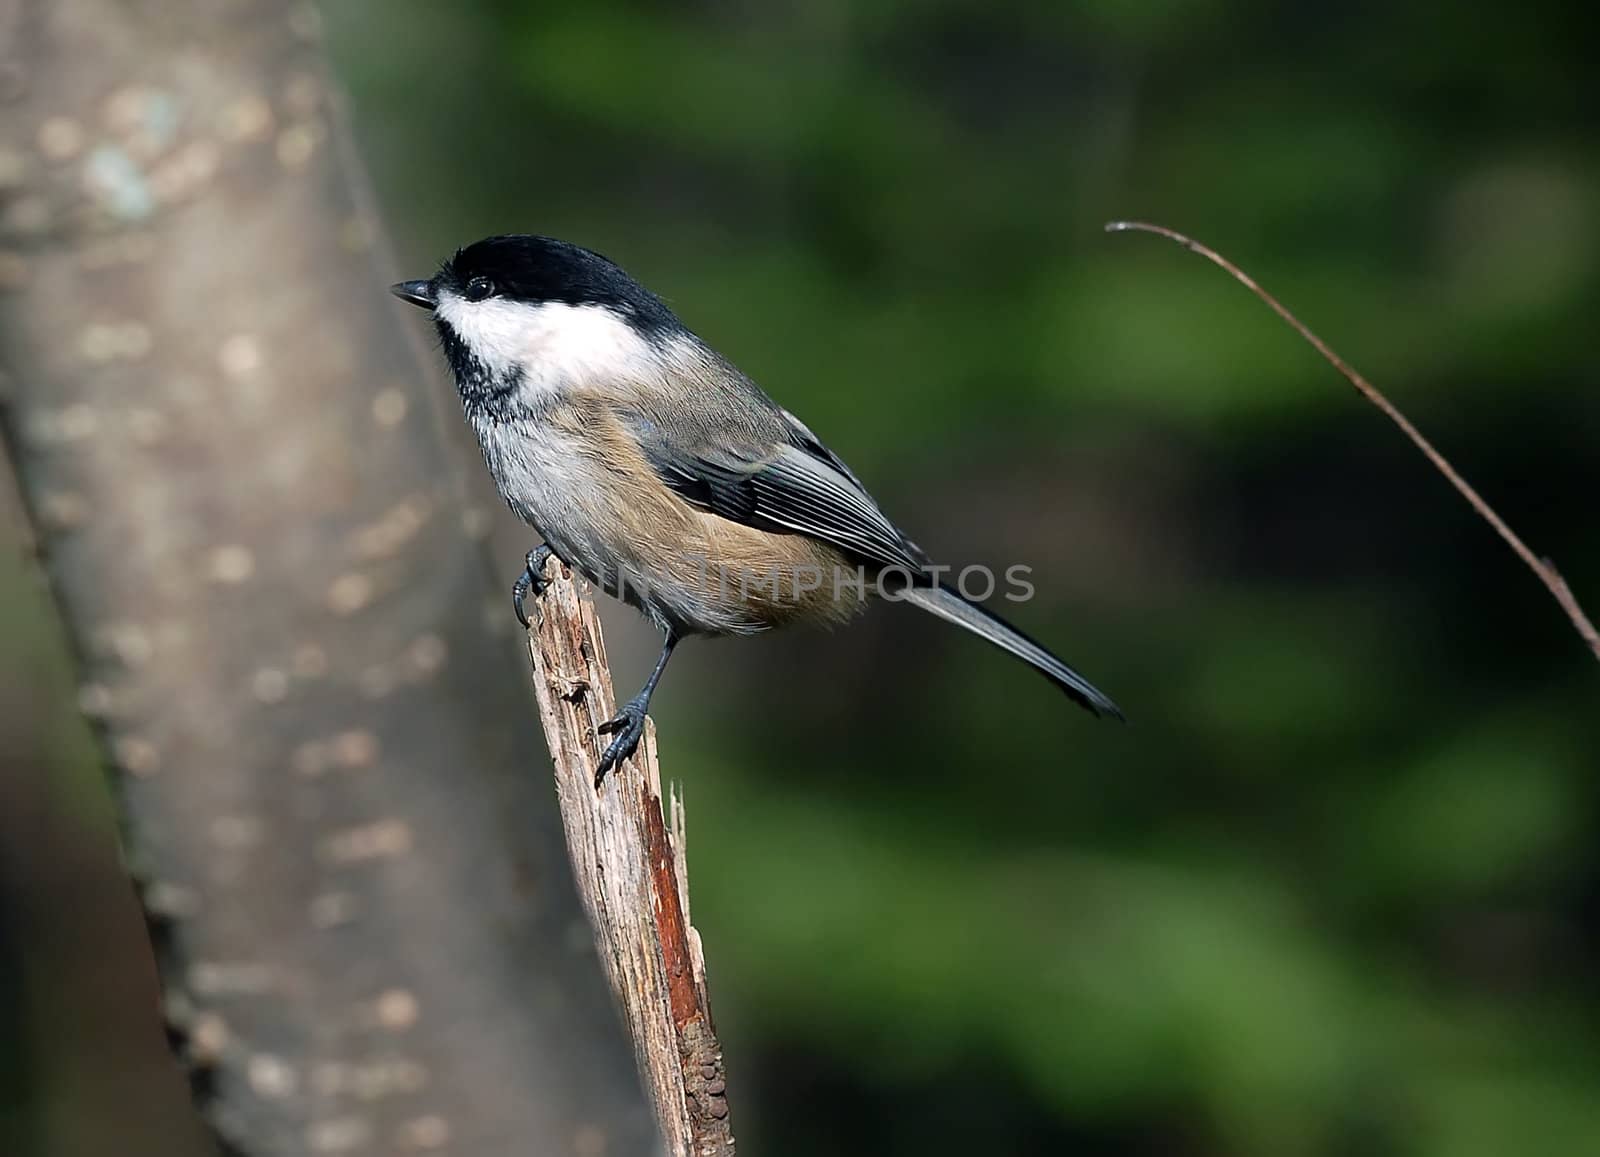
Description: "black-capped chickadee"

(393, 236), (1122, 780)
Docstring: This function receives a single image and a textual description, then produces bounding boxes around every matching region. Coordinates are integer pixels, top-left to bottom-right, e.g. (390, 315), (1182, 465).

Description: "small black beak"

(390, 279), (437, 310)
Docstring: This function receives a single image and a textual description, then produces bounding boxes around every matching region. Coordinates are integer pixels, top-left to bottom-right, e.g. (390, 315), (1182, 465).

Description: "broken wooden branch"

(524, 561), (735, 1157)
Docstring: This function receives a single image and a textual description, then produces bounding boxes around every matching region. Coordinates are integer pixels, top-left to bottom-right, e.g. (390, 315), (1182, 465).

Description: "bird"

(392, 235), (1122, 782)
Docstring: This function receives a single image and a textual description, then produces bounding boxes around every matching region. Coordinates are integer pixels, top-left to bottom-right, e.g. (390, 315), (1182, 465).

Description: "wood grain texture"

(525, 562), (735, 1156)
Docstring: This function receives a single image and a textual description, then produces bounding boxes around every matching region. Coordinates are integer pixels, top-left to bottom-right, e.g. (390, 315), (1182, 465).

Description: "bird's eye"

(464, 276), (495, 302)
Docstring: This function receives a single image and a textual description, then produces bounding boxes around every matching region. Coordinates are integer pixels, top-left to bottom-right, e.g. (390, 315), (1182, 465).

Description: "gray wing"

(622, 406), (929, 575)
(620, 383), (1125, 720)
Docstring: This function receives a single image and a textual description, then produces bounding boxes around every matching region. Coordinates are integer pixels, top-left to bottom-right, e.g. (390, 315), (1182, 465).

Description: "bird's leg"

(594, 631), (679, 787)
(513, 543), (557, 629)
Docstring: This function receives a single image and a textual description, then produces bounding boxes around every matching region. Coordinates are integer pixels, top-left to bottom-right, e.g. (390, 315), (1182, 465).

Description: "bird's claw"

(513, 544), (556, 629)
(594, 695), (648, 787)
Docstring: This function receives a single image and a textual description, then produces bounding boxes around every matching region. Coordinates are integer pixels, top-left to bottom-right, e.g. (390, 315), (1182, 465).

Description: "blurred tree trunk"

(0, 2), (652, 1154)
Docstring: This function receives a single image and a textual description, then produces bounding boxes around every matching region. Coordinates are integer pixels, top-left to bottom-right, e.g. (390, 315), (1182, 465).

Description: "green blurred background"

(4, 1), (1598, 1153)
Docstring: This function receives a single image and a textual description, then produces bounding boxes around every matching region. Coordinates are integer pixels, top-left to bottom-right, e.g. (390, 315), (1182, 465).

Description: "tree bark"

(524, 563), (734, 1157)
(0, 1), (652, 1153)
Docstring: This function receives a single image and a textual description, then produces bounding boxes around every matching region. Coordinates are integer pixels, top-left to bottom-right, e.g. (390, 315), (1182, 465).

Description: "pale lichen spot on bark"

(219, 95), (275, 143)
(146, 139), (221, 205)
(143, 880), (202, 920)
(114, 734), (162, 776)
(37, 116), (85, 161)
(101, 621), (154, 666)
(293, 730), (377, 775)
(327, 571), (374, 615)
(307, 1115), (374, 1154)
(353, 496), (431, 559)
(37, 489), (90, 529)
(397, 1115), (451, 1150)
(83, 146), (155, 221)
(207, 544), (256, 583)
(251, 666), (289, 703)
(102, 86), (181, 161)
(276, 122), (322, 171)
(332, 728), (380, 767)
(103, 87), (150, 130)
(319, 819), (413, 864)
(188, 1011), (230, 1063)
(247, 1053), (298, 1099)
(369, 987), (420, 1030)
(403, 633), (448, 680)
(314, 1057), (429, 1099)
(218, 333), (264, 378)
(76, 681), (114, 717)
(371, 387), (408, 427)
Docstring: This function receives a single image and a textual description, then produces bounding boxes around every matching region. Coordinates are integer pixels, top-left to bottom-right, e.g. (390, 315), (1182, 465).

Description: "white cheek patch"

(435, 293), (657, 399)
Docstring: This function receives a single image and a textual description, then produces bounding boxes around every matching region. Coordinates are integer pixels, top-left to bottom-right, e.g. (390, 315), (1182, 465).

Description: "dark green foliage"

(331, 3), (1600, 1153)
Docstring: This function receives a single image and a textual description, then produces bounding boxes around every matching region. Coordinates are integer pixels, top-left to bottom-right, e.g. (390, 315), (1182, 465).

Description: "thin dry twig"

(1106, 219), (1600, 663)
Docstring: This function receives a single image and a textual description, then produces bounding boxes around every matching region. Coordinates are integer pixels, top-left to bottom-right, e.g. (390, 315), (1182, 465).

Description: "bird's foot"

(513, 544), (556, 629)
(594, 694), (649, 787)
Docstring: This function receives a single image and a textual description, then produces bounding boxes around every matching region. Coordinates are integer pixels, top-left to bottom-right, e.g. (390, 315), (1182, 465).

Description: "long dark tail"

(900, 583), (1124, 720)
